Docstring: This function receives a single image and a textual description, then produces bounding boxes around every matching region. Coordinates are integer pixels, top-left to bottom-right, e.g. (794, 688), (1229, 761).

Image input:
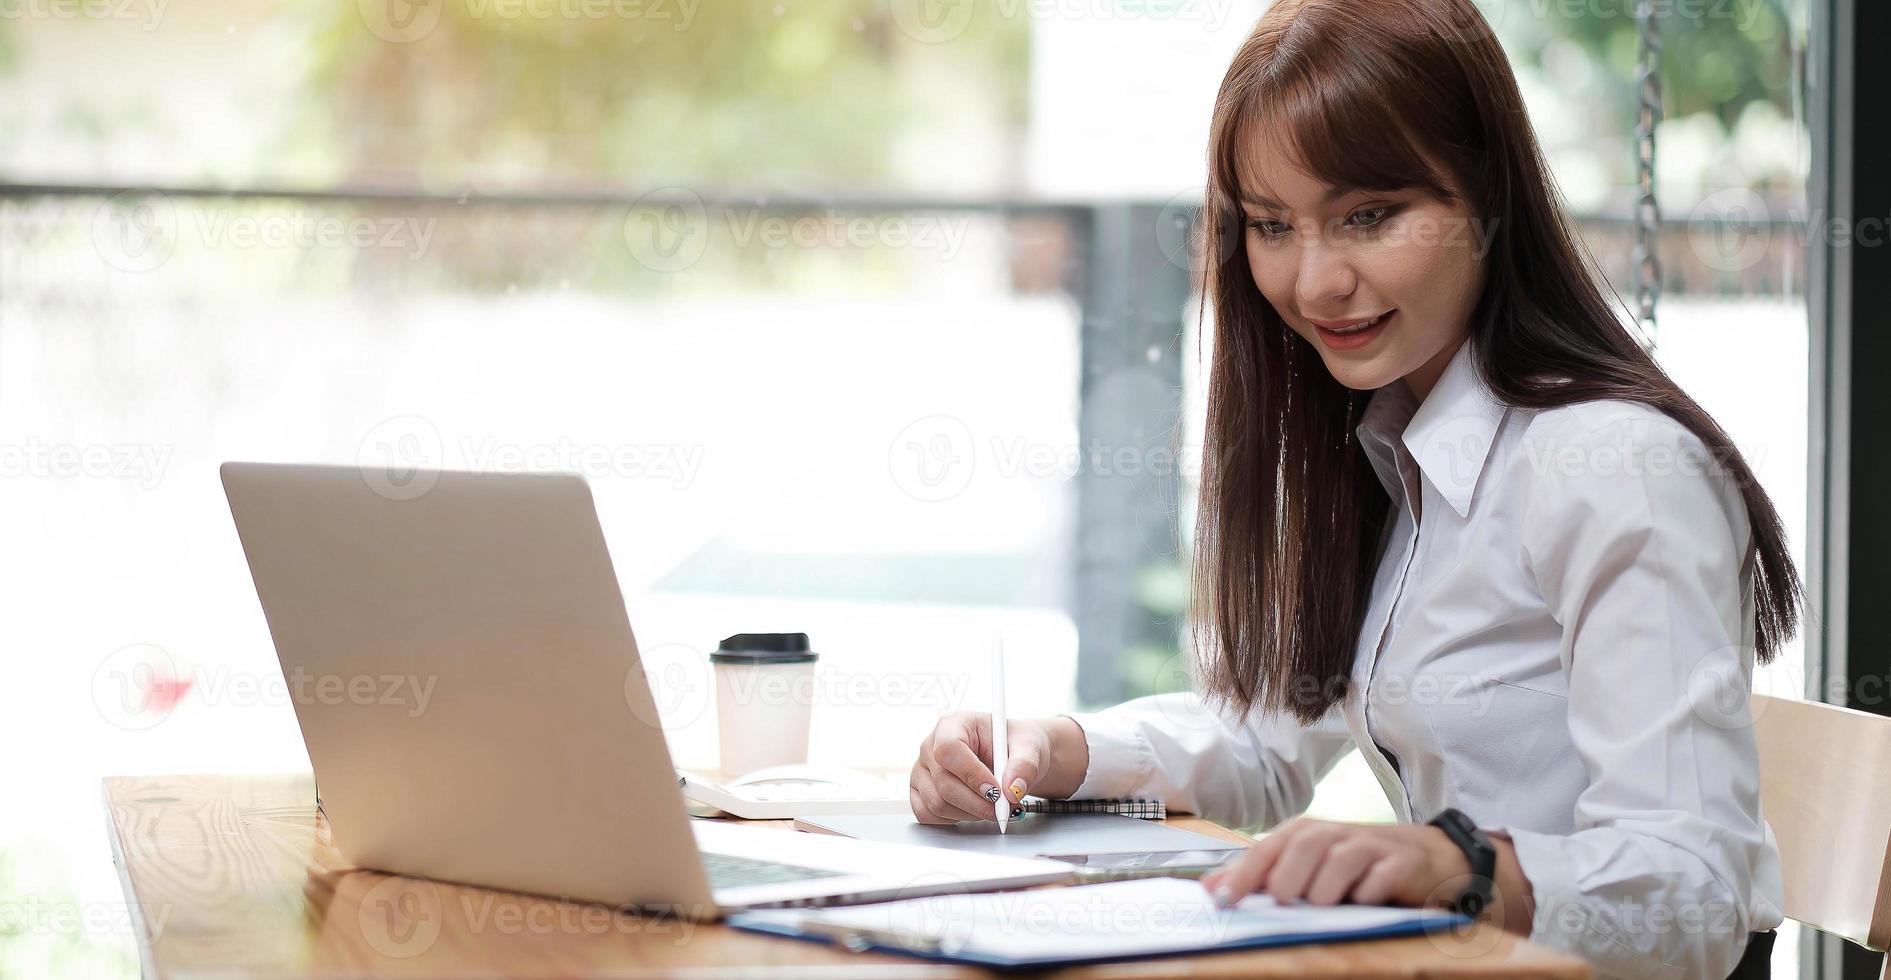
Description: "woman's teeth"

(1328, 312), (1388, 334)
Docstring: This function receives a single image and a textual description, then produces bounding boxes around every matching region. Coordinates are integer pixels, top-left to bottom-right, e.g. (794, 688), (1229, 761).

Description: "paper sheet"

(734, 876), (1463, 962)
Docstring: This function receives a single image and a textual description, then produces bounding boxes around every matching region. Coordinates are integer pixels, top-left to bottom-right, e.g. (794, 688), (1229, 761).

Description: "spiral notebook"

(1020, 797), (1167, 819)
(726, 876), (1468, 970)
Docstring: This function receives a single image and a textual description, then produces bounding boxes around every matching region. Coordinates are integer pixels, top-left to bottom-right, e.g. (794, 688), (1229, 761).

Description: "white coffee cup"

(710, 633), (818, 777)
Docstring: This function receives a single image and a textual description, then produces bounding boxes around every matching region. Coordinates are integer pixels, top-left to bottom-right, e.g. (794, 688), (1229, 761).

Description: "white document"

(731, 876), (1463, 963)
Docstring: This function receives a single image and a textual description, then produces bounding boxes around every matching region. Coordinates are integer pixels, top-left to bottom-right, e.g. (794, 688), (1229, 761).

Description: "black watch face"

(1460, 891), (1486, 917)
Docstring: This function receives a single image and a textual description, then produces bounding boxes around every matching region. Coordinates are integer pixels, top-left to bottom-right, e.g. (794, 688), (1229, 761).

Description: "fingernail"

(1213, 885), (1235, 908)
(1011, 805), (1024, 817)
(980, 784), (999, 801)
(1008, 779), (1027, 802)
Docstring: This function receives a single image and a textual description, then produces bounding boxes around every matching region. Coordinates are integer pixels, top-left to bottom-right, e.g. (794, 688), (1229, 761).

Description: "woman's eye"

(1349, 206), (1392, 229)
(1247, 219), (1289, 239)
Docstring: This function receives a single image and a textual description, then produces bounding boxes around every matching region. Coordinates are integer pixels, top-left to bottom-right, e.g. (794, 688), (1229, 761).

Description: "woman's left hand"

(1199, 817), (1473, 910)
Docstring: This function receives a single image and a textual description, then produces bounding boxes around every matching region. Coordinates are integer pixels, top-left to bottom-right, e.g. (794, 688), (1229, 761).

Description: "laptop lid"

(220, 462), (717, 914)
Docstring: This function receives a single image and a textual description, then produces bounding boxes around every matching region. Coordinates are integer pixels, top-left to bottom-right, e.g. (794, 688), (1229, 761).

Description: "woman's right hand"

(908, 712), (1088, 824)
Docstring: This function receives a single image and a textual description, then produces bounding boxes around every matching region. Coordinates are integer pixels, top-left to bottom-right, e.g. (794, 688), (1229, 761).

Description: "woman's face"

(1238, 138), (1488, 400)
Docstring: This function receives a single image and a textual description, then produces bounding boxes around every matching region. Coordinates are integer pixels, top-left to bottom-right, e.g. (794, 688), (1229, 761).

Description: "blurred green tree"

(295, 0), (1028, 189)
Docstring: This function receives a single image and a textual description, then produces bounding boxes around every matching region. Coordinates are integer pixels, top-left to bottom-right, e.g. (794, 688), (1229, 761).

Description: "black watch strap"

(1427, 807), (1497, 917)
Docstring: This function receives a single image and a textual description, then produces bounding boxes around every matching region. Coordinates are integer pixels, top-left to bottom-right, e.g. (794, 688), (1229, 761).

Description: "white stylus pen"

(991, 640), (1009, 834)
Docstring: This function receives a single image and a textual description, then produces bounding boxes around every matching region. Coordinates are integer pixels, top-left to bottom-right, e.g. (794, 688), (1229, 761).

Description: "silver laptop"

(220, 462), (1070, 919)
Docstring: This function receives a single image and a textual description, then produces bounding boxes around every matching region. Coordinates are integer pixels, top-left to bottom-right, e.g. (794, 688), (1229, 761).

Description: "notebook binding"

(1018, 798), (1167, 819)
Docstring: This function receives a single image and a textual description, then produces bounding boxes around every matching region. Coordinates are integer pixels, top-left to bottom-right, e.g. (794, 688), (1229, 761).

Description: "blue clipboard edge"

(724, 905), (1473, 971)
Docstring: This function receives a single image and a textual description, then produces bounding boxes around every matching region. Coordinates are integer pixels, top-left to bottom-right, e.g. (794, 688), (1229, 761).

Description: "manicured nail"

(980, 784), (1000, 801)
(1011, 805), (1024, 817)
(1213, 885), (1235, 908)
(1008, 779), (1027, 802)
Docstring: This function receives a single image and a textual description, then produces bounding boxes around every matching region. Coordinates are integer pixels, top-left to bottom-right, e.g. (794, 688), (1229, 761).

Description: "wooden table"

(103, 774), (1590, 978)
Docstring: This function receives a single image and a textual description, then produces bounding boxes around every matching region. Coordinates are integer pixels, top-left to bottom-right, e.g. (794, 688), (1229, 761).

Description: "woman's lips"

(1312, 310), (1395, 351)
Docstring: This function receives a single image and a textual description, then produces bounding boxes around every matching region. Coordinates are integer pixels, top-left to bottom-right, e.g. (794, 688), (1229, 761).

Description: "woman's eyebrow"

(1240, 185), (1371, 210)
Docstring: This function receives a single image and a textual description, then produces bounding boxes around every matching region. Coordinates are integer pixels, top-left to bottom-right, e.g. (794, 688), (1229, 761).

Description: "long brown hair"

(1193, 0), (1803, 724)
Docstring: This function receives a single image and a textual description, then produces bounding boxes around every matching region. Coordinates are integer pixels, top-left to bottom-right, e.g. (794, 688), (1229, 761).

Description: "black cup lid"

(710, 632), (817, 665)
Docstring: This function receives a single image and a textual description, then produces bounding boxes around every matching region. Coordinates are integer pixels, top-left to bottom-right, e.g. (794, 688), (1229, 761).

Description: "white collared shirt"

(1066, 338), (1784, 980)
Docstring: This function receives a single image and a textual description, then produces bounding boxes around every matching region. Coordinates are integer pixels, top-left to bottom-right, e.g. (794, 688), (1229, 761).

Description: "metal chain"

(1632, 0), (1663, 352)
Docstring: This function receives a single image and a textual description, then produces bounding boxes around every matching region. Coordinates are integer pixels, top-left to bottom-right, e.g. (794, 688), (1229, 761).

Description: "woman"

(907, 1), (1801, 977)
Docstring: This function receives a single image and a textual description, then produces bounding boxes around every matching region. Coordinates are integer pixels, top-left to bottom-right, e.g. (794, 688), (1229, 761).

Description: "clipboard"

(725, 877), (1471, 970)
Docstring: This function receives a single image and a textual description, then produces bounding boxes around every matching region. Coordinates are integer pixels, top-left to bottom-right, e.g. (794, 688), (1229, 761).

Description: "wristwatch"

(1427, 807), (1497, 917)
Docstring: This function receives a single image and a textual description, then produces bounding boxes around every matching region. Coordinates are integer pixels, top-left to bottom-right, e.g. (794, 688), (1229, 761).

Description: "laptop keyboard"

(701, 851), (848, 889)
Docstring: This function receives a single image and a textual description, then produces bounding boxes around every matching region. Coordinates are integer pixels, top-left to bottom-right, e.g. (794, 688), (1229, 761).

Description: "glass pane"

(0, 0), (1029, 192)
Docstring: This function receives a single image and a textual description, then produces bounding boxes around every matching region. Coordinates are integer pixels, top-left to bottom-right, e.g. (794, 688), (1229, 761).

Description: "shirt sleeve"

(1502, 413), (1775, 980)
(1060, 690), (1355, 833)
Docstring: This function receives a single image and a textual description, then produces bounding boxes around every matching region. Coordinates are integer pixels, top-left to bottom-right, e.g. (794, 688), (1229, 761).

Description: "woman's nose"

(1295, 240), (1359, 311)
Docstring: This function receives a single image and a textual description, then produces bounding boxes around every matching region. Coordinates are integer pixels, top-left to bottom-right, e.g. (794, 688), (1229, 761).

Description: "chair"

(1752, 693), (1891, 979)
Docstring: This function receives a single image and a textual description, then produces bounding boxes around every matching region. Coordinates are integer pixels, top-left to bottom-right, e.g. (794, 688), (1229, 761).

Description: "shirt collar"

(1353, 338), (1509, 518)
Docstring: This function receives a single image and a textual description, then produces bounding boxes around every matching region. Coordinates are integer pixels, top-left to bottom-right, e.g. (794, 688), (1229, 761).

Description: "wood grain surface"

(103, 773), (1590, 978)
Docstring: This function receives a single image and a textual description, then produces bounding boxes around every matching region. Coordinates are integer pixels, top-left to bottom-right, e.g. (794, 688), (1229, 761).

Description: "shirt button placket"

(1363, 454), (1425, 823)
